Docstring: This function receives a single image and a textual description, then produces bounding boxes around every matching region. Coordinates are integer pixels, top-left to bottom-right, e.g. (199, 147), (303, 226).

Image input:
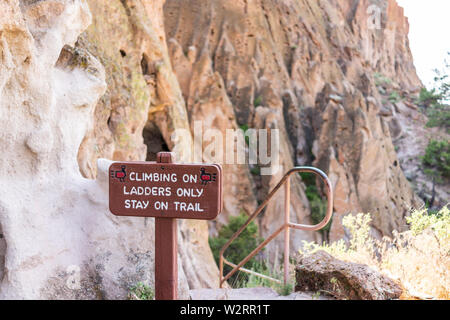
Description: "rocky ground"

(190, 287), (333, 300)
(388, 98), (449, 208)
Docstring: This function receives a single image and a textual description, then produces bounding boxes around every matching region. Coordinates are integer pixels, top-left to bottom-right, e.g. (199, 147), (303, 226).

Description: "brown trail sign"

(109, 152), (223, 300)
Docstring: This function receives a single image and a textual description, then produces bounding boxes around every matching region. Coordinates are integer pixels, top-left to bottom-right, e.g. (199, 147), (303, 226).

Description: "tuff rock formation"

(295, 251), (403, 300)
(0, 0), (217, 299)
(162, 0), (423, 244)
(0, 0), (435, 299)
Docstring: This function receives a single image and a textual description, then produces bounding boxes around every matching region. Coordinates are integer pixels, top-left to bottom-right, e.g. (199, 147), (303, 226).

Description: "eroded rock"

(163, 0), (423, 246)
(0, 0), (196, 299)
(295, 251), (402, 300)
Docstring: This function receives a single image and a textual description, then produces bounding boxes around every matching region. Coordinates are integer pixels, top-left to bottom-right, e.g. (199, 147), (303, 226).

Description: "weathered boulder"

(295, 251), (402, 300)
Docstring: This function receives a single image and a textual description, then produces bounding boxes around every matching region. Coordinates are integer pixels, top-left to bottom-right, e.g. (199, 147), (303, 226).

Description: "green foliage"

(244, 261), (278, 289)
(418, 87), (442, 108)
(128, 282), (154, 300)
(240, 124), (251, 146)
(253, 95), (263, 107)
(277, 282), (294, 296)
(299, 173), (332, 233)
(388, 91), (401, 103)
(407, 206), (449, 240)
(425, 103), (450, 131)
(341, 213), (373, 251)
(312, 291), (321, 299)
(300, 207), (450, 299)
(250, 166), (261, 175)
(418, 53), (450, 131)
(309, 194), (329, 230)
(374, 72), (392, 86)
(432, 52), (450, 103)
(421, 139), (450, 183)
(244, 261), (294, 296)
(209, 213), (263, 287)
(240, 124), (249, 132)
(300, 213), (373, 257)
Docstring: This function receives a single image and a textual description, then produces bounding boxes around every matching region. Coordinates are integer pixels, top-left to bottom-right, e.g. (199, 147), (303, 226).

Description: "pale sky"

(397, 0), (450, 88)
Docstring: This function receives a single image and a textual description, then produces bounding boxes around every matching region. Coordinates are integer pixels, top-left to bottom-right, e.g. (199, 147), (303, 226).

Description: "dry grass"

(300, 206), (450, 300)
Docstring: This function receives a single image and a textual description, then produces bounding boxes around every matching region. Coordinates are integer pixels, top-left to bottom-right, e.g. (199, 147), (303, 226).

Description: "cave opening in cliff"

(142, 121), (169, 161)
(141, 54), (149, 75)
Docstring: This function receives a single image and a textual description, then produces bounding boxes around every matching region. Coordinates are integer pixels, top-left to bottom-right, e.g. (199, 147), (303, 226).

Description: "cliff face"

(0, 0), (426, 298)
(0, 0), (214, 299)
(78, 0), (221, 291)
(163, 0), (422, 242)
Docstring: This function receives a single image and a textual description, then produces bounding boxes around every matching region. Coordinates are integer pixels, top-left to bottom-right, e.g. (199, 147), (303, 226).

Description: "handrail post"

(284, 177), (290, 286)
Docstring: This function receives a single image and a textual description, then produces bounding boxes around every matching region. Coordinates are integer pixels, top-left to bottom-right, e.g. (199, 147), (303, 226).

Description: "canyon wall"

(0, 0), (427, 298)
(162, 0), (423, 243)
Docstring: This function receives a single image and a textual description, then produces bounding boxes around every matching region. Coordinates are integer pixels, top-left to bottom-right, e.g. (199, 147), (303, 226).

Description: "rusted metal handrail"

(219, 167), (333, 288)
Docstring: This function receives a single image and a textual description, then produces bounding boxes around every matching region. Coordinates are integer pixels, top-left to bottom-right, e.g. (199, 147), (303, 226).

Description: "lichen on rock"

(295, 251), (403, 300)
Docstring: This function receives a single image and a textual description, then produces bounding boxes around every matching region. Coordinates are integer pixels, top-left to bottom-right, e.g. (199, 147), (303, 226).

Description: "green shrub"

(277, 282), (294, 296)
(300, 207), (450, 299)
(128, 282), (154, 300)
(417, 86), (450, 132)
(419, 53), (450, 131)
(432, 52), (450, 102)
(388, 91), (401, 103)
(254, 95), (263, 107)
(239, 124), (249, 132)
(374, 72), (392, 86)
(239, 124), (251, 145)
(250, 166), (261, 175)
(299, 213), (373, 260)
(421, 139), (450, 183)
(418, 87), (442, 108)
(299, 173), (332, 235)
(426, 103), (450, 131)
(244, 260), (294, 296)
(209, 212), (264, 287)
(244, 261), (276, 289)
(407, 206), (450, 240)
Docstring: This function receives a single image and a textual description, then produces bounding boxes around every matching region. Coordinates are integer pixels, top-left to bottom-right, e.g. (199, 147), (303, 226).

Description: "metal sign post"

(109, 152), (223, 300)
